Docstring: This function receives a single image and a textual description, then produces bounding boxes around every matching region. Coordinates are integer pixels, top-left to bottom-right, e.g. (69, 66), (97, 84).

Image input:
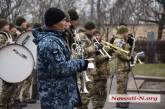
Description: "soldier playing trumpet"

(113, 25), (131, 108)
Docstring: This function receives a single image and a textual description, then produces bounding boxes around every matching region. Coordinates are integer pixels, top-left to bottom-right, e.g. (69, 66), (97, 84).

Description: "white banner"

(108, 94), (161, 103)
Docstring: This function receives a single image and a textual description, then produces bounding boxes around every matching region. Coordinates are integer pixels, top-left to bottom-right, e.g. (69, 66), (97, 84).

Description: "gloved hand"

(95, 42), (103, 50)
(81, 60), (89, 71)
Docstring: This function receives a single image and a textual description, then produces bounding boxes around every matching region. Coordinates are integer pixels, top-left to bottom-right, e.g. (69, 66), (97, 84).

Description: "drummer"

(9, 23), (21, 42)
(15, 17), (28, 33)
(15, 16), (37, 105)
(0, 19), (10, 32)
(0, 19), (21, 109)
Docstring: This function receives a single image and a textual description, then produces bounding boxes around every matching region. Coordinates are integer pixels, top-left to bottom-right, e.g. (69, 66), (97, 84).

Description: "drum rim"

(15, 30), (36, 63)
(16, 30), (32, 42)
(0, 43), (35, 83)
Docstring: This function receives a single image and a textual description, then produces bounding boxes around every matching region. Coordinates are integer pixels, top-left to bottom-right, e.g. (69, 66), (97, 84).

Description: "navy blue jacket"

(33, 28), (87, 109)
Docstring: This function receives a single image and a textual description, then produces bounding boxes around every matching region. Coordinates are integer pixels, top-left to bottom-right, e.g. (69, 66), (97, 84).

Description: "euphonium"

(71, 31), (95, 94)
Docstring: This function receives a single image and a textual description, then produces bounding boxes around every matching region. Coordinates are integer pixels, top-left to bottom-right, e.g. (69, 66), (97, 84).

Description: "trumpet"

(102, 41), (129, 54)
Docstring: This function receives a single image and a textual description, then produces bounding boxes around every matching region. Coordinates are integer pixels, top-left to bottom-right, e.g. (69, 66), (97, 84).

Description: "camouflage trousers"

(116, 70), (129, 94)
(78, 81), (93, 109)
(116, 70), (129, 107)
(21, 72), (34, 101)
(92, 79), (107, 109)
(0, 81), (17, 109)
(78, 76), (107, 109)
(14, 71), (35, 102)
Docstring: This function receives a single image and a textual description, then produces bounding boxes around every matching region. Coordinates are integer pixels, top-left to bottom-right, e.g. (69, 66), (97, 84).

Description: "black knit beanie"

(44, 8), (66, 27)
(0, 19), (8, 30)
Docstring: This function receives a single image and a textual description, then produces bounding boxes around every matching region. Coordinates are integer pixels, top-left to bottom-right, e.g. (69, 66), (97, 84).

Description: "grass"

(132, 64), (165, 77)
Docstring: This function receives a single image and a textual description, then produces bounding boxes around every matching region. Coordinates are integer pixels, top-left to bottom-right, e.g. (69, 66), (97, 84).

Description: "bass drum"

(0, 44), (34, 83)
(16, 31), (37, 67)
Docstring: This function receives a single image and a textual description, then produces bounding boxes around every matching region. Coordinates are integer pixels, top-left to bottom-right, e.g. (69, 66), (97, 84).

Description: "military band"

(0, 7), (141, 109)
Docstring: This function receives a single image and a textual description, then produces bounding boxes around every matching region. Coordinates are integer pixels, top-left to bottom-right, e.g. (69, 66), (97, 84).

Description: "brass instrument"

(71, 31), (94, 94)
(128, 35), (144, 66)
(93, 37), (112, 59)
(102, 41), (129, 54)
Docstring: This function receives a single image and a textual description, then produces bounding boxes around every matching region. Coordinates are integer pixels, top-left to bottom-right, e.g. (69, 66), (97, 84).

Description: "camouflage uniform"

(0, 32), (18, 109)
(64, 28), (75, 49)
(76, 32), (96, 109)
(92, 53), (110, 109)
(112, 34), (131, 107)
(0, 82), (18, 109)
(14, 28), (34, 102)
(21, 72), (33, 101)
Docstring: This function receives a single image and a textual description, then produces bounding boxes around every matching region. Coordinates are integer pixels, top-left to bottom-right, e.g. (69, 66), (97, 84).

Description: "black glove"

(84, 60), (89, 70)
(95, 42), (103, 50)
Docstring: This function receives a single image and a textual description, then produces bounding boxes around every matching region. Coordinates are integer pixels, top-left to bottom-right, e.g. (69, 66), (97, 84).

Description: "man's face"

(2, 25), (10, 32)
(123, 32), (129, 39)
(10, 27), (17, 33)
(94, 33), (101, 41)
(53, 19), (67, 31)
(70, 20), (79, 28)
(91, 28), (96, 35)
(65, 21), (71, 29)
(21, 22), (28, 29)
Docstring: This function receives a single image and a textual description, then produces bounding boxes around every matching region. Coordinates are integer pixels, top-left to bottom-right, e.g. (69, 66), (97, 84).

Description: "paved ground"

(23, 74), (165, 109)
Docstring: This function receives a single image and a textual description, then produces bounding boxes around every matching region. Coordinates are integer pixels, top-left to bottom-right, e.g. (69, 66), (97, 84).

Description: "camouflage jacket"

(64, 28), (75, 49)
(93, 41), (111, 79)
(0, 32), (8, 48)
(112, 35), (131, 71)
(32, 28), (87, 109)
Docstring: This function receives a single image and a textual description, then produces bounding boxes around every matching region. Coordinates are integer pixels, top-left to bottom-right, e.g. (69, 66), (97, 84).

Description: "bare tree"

(0, 0), (23, 19)
(138, 0), (165, 40)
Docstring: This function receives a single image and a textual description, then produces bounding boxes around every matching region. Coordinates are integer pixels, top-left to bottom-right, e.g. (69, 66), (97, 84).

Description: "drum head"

(16, 31), (37, 66)
(0, 44), (34, 83)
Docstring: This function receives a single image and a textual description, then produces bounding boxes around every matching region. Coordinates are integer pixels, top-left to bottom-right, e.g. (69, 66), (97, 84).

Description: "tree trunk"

(96, 0), (101, 30)
(157, 24), (163, 40)
(90, 0), (94, 20)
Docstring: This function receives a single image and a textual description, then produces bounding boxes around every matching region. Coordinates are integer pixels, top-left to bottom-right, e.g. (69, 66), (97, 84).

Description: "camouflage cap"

(16, 17), (26, 26)
(84, 21), (96, 30)
(117, 25), (128, 34)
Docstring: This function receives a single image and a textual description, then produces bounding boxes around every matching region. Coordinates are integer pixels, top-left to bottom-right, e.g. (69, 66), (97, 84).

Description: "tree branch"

(139, 18), (159, 23)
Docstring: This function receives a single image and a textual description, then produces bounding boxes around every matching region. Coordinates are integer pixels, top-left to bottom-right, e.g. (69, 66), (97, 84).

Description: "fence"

(135, 40), (165, 63)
